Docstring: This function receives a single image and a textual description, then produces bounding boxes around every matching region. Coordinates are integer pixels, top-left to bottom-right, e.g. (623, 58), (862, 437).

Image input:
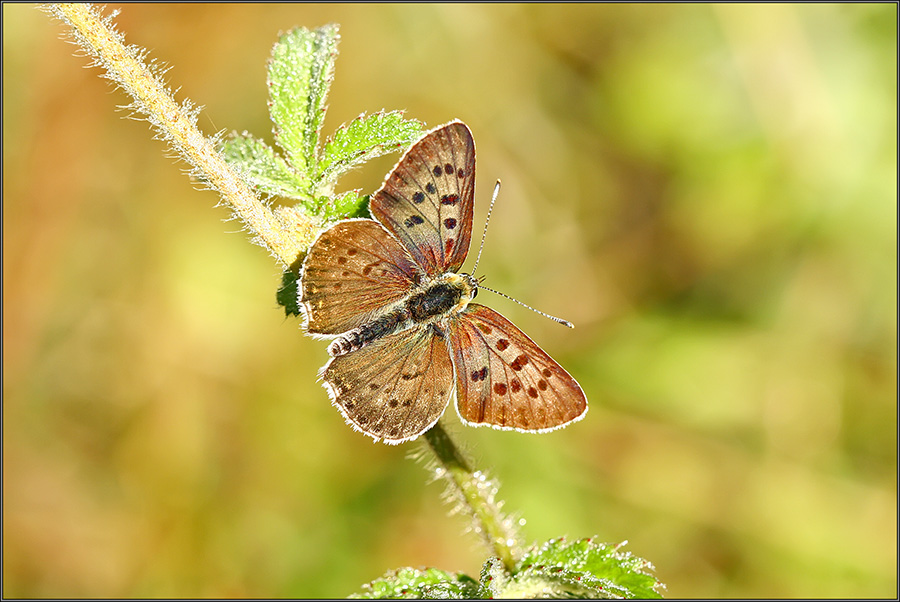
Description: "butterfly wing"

(448, 304), (587, 431)
(322, 325), (454, 443)
(369, 121), (475, 277)
(300, 219), (422, 336)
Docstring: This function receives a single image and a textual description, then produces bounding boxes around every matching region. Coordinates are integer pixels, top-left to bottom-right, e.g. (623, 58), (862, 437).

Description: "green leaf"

(267, 24), (339, 176)
(220, 133), (309, 199)
(350, 539), (662, 600)
(314, 190), (370, 221)
(318, 111), (424, 185)
(351, 567), (485, 600)
(501, 537), (664, 599)
(276, 268), (302, 317)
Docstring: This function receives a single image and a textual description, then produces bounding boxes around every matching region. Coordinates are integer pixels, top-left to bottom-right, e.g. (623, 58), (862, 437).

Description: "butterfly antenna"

(478, 283), (575, 328)
(471, 180), (501, 276)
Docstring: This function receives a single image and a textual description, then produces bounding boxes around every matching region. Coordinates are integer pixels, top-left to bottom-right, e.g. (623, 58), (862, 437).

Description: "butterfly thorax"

(327, 272), (477, 357)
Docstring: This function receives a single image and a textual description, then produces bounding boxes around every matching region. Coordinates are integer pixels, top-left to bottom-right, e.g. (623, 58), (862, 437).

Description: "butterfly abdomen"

(328, 308), (410, 357)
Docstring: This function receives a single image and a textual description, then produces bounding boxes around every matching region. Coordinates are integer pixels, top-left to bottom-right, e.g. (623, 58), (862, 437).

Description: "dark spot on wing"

(493, 383), (508, 395)
(413, 191), (425, 203)
(496, 339), (509, 351)
(444, 218), (457, 229)
(404, 215), (425, 228)
(426, 182), (437, 194)
(510, 354), (529, 371)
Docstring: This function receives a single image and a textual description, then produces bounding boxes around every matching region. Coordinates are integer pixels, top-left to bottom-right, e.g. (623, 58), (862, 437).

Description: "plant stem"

(49, 3), (524, 574)
(423, 423), (522, 573)
(46, 3), (315, 267)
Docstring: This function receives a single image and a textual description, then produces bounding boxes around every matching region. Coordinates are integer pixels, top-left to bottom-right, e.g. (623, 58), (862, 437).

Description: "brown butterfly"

(299, 121), (587, 444)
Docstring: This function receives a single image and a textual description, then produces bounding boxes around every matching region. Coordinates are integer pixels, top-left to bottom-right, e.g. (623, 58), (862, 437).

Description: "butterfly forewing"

(448, 304), (587, 431)
(323, 325), (454, 443)
(301, 220), (422, 335)
(369, 121), (475, 277)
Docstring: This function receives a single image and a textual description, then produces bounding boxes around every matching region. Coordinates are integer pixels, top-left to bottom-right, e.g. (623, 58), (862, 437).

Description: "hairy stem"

(423, 423), (523, 573)
(46, 3), (314, 267)
(48, 3), (523, 574)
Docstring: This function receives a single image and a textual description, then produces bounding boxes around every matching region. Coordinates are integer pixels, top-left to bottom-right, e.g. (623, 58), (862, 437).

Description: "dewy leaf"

(267, 24), (339, 177)
(315, 190), (369, 221)
(479, 557), (511, 598)
(507, 537), (664, 600)
(220, 133), (309, 199)
(318, 111), (424, 185)
(350, 567), (485, 600)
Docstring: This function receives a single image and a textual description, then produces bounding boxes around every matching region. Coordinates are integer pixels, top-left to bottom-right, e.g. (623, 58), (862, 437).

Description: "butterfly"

(299, 120), (587, 444)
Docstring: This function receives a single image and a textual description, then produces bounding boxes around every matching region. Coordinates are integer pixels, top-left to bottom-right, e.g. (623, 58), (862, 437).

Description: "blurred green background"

(3, 3), (896, 598)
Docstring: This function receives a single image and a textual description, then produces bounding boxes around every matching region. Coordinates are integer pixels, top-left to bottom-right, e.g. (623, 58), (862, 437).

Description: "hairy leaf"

(276, 268), (302, 317)
(351, 567), (485, 600)
(319, 111), (424, 185)
(220, 133), (308, 199)
(314, 190), (369, 221)
(268, 25), (339, 175)
(507, 537), (664, 599)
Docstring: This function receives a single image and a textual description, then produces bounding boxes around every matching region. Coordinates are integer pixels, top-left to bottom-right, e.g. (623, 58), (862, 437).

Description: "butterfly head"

(461, 273), (479, 299)
(435, 272), (478, 316)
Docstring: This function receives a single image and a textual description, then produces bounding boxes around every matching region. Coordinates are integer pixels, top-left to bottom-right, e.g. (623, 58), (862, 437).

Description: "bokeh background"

(3, 3), (896, 598)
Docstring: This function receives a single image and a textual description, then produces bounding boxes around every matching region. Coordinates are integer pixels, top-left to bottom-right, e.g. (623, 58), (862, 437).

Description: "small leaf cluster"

(351, 537), (663, 599)
(220, 24), (424, 222)
(223, 25), (423, 316)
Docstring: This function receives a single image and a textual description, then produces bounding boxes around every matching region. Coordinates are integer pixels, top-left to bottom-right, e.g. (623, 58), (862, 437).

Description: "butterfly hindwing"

(322, 325), (454, 443)
(448, 304), (587, 431)
(300, 219), (423, 335)
(369, 121), (475, 277)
